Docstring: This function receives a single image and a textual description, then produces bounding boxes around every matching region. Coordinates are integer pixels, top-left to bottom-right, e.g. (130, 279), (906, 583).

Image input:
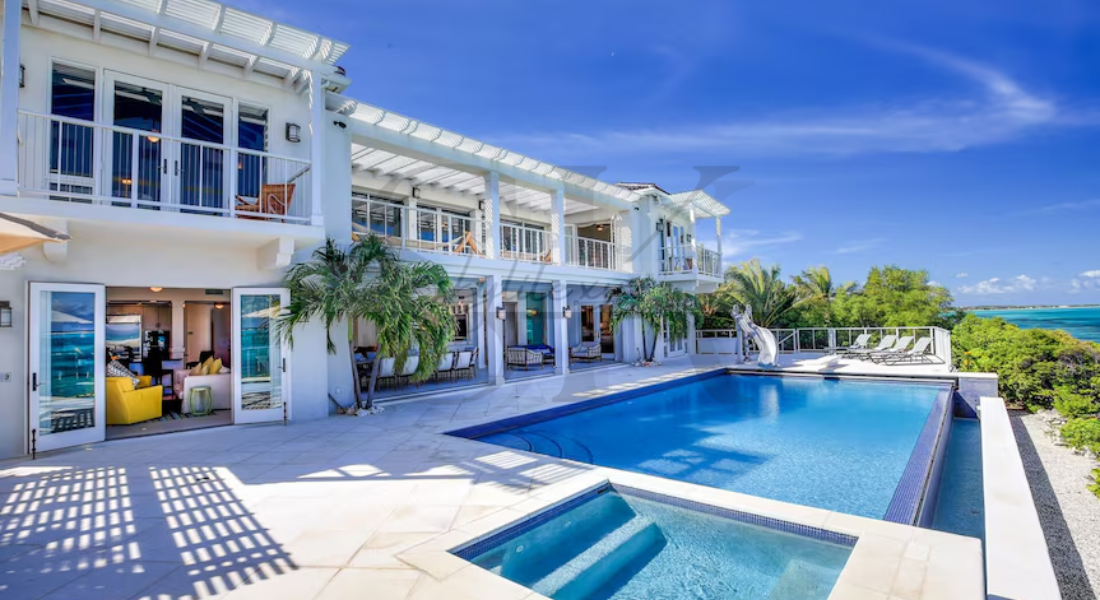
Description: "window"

(50, 64), (96, 183)
(352, 192), (404, 237)
(237, 105), (268, 198)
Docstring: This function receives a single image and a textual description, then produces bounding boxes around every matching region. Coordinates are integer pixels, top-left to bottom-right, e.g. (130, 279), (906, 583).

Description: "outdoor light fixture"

(19, 65), (25, 88)
(412, 187), (421, 199)
(149, 287), (163, 293)
(563, 306), (573, 319)
(597, 224), (604, 232)
(478, 200), (486, 212)
(0, 301), (12, 327)
(215, 303), (224, 310)
(285, 123), (302, 143)
(496, 307), (506, 321)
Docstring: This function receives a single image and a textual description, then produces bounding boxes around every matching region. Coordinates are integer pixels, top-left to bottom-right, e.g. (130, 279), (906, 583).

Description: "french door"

(232, 288), (291, 424)
(103, 71), (231, 213)
(28, 283), (106, 452)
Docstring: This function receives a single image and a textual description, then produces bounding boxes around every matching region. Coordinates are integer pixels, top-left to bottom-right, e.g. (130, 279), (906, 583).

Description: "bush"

(1053, 387), (1100, 419)
(1060, 418), (1100, 453)
(1090, 468), (1100, 500)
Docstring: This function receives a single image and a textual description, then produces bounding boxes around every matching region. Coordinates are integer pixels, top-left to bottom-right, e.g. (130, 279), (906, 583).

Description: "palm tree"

(720, 259), (799, 327)
(607, 277), (701, 362)
(278, 236), (454, 412)
(792, 266), (853, 302)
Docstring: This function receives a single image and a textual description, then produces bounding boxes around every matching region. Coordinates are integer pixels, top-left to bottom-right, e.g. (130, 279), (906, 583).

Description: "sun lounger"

(845, 334), (897, 358)
(827, 333), (871, 355)
(878, 337), (937, 364)
(867, 336), (914, 363)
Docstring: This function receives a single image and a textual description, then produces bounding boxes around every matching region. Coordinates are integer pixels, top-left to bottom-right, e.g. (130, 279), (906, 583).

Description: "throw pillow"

(107, 360), (140, 387)
(208, 358), (223, 375)
(190, 363), (205, 376)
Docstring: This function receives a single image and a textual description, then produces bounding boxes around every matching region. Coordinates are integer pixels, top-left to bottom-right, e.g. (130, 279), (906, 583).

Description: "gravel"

(1012, 411), (1100, 600)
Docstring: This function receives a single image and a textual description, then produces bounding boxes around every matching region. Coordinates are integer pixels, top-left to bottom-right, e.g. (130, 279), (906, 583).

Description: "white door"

(232, 288), (290, 424)
(103, 71), (171, 209)
(28, 283), (106, 452)
(175, 88), (232, 216)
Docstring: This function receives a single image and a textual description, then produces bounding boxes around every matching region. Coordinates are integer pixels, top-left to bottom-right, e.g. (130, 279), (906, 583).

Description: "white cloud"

(928, 280), (941, 287)
(721, 229), (802, 261)
(957, 274), (1037, 295)
(1012, 199), (1100, 217)
(497, 44), (1072, 158)
(1071, 271), (1100, 292)
(1080, 270), (1100, 278)
(955, 272), (969, 279)
(835, 238), (885, 254)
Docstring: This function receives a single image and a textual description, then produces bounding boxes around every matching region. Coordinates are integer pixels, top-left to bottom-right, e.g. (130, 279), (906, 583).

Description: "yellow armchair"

(106, 377), (163, 425)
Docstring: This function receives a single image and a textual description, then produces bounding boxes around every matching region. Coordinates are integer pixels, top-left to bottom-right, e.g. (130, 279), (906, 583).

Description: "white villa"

(0, 0), (729, 458)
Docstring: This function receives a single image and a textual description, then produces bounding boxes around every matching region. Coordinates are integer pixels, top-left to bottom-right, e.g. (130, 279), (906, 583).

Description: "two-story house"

(0, 0), (728, 459)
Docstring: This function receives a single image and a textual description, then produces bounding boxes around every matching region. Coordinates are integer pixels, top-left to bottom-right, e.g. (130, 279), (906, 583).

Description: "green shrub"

(1053, 387), (1100, 419)
(1090, 468), (1100, 500)
(1060, 418), (1100, 453)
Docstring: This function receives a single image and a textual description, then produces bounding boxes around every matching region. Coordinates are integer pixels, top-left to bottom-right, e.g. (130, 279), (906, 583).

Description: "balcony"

(659, 243), (722, 278)
(17, 112), (312, 224)
(565, 235), (627, 271)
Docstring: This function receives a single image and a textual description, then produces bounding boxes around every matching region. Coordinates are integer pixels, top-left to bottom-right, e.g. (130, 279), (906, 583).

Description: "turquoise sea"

(970, 306), (1100, 343)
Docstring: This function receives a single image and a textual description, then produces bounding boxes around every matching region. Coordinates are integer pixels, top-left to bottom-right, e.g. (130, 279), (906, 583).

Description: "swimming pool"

(456, 484), (853, 600)
(451, 373), (952, 520)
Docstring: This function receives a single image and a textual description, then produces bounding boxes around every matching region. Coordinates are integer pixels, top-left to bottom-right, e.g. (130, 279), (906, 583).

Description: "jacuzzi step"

(534, 515), (667, 600)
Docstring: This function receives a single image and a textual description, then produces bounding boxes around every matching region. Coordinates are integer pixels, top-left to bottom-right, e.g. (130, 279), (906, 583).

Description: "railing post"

(308, 70), (325, 228)
(0, 0), (21, 195)
(484, 172), (500, 259)
(550, 188), (565, 265)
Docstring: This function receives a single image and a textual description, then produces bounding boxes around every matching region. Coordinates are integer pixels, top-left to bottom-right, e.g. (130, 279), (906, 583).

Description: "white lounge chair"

(453, 350), (474, 380)
(868, 336), (914, 363)
(434, 352), (455, 381)
(828, 333), (871, 355)
(879, 337), (937, 364)
(845, 334), (897, 358)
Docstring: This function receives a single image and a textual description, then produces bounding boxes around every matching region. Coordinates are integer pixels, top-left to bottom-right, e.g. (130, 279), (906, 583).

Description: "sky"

(238, 0), (1098, 306)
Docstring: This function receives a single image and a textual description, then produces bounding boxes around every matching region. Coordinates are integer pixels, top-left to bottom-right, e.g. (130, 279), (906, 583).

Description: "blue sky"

(241, 0), (1099, 306)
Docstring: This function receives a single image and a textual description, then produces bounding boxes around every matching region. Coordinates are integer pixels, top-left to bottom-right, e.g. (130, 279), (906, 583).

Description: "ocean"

(970, 306), (1100, 343)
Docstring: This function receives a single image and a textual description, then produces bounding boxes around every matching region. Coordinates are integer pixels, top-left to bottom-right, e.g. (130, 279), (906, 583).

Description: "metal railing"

(659, 242), (722, 277)
(501, 222), (555, 264)
(697, 326), (952, 364)
(18, 111), (312, 223)
(565, 235), (624, 271)
(352, 197), (485, 256)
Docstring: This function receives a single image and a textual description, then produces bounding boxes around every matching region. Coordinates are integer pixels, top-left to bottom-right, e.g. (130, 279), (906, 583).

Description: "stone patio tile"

(223, 566), (337, 600)
(284, 529), (374, 567)
(41, 560), (178, 600)
(378, 505), (459, 533)
(314, 568), (422, 600)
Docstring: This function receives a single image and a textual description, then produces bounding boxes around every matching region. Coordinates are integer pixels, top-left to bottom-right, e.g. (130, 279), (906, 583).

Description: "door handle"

(162, 159), (168, 175)
(31, 373), (38, 392)
(281, 358), (286, 373)
(174, 161), (180, 176)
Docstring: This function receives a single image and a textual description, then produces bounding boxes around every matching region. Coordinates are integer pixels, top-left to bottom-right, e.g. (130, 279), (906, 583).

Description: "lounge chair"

(453, 350), (475, 380)
(879, 337), (937, 365)
(569, 342), (602, 364)
(434, 352), (455, 381)
(236, 183), (294, 221)
(867, 336), (914, 363)
(845, 334), (897, 358)
(507, 347), (544, 370)
(826, 333), (871, 355)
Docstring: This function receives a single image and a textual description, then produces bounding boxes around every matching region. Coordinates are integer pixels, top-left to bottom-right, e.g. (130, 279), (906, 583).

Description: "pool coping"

(448, 369), (956, 527)
(396, 469), (985, 600)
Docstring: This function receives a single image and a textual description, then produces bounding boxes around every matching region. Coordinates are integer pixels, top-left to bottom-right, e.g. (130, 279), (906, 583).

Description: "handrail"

(565, 234), (623, 271)
(352, 197), (485, 256)
(659, 242), (721, 277)
(697, 325), (952, 363)
(501, 222), (556, 264)
(17, 111), (312, 223)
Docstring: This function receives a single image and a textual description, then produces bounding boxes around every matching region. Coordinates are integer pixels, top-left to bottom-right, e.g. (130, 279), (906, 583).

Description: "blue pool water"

(464, 489), (852, 600)
(471, 375), (946, 519)
(932, 419), (985, 539)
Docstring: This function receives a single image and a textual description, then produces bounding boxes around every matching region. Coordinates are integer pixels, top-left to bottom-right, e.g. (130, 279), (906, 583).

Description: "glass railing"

(352, 197), (485, 255)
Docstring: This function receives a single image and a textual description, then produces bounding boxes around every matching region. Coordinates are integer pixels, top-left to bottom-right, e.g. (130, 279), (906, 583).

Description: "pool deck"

(0, 355), (982, 600)
(730, 352), (955, 376)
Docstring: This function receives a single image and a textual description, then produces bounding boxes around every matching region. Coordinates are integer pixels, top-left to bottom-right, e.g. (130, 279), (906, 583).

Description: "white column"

(405, 197), (418, 241)
(715, 218), (723, 274)
(170, 301), (186, 360)
(484, 172), (501, 259)
(553, 280), (569, 375)
(308, 70), (325, 227)
(474, 284), (487, 369)
(485, 274), (505, 385)
(550, 188), (565, 265)
(592, 304), (602, 356)
(687, 313), (697, 355)
(0, 0), (22, 193)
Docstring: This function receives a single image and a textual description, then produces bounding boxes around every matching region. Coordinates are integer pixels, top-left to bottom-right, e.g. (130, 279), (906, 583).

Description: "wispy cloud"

(1071, 270), (1100, 292)
(1011, 199), (1100, 216)
(955, 272), (969, 279)
(722, 229), (802, 260)
(957, 274), (1038, 294)
(835, 238), (885, 254)
(496, 43), (1078, 158)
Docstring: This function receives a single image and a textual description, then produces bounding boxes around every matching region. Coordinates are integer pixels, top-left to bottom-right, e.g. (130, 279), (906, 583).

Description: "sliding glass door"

(232, 288), (291, 424)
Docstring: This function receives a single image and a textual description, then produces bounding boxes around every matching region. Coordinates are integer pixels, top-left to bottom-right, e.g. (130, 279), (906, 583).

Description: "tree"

(607, 277), (702, 362)
(719, 260), (800, 327)
(792, 266), (852, 301)
(832, 265), (953, 328)
(278, 236), (455, 412)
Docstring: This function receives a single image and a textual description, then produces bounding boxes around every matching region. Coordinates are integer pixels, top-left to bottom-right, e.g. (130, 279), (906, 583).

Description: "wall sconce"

(0, 301), (12, 327)
(149, 287), (163, 293)
(412, 186), (421, 199)
(496, 307), (506, 321)
(19, 65), (25, 88)
(478, 200), (486, 212)
(215, 303), (224, 310)
(563, 306), (573, 319)
(285, 123), (302, 143)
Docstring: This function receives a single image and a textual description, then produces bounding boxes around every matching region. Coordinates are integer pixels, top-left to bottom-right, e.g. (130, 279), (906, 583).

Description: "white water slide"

(733, 306), (779, 367)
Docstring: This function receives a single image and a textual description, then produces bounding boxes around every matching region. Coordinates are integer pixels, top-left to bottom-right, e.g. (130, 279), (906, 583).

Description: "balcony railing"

(566, 235), (625, 271)
(697, 326), (953, 365)
(659, 243), (722, 278)
(352, 197), (485, 256)
(501, 222), (555, 264)
(17, 112), (312, 224)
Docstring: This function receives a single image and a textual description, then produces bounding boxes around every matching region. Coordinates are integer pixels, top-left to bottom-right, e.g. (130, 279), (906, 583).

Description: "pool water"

(931, 419), (985, 539)
(464, 489), (852, 600)
(472, 375), (946, 519)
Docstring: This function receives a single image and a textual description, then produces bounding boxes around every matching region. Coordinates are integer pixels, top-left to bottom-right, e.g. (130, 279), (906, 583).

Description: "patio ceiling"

(668, 190), (731, 218)
(24, 0), (349, 81)
(350, 144), (598, 216)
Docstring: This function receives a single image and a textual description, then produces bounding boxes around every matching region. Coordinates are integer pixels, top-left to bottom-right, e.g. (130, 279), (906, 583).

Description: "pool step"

(534, 515), (667, 600)
(766, 559), (839, 600)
